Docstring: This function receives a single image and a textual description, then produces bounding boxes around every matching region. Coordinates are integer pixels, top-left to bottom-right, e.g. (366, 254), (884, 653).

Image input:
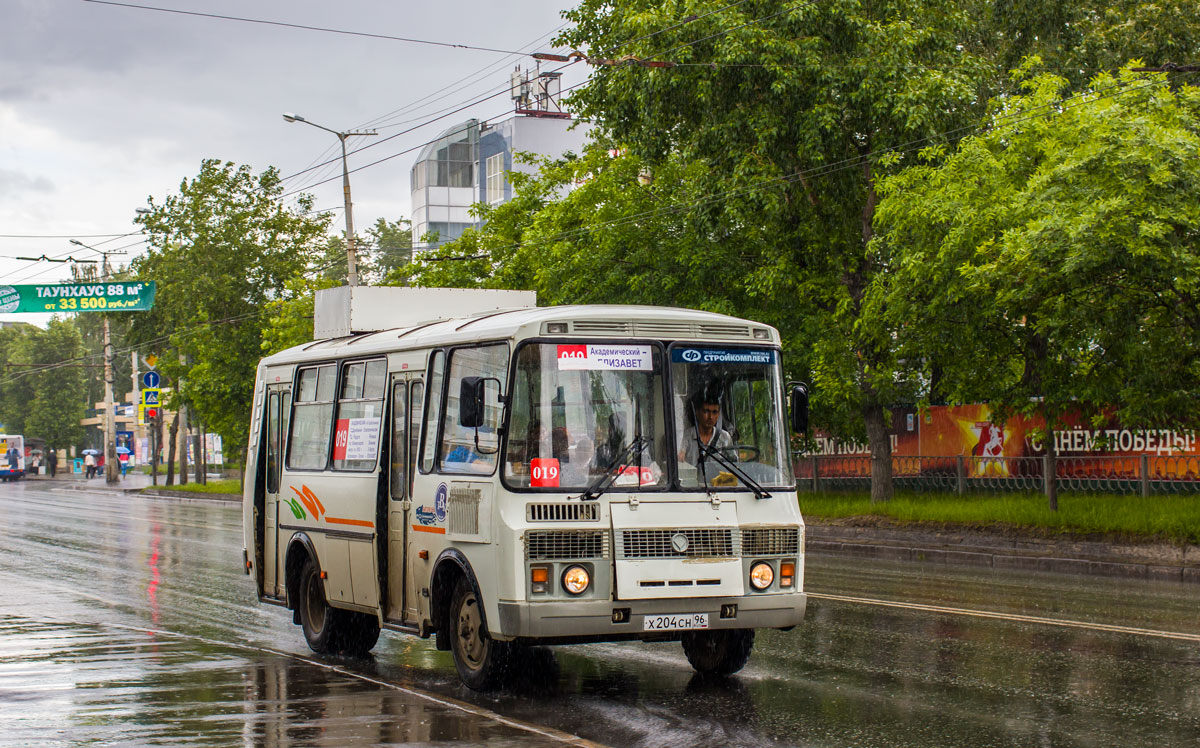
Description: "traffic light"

(146, 407), (158, 422)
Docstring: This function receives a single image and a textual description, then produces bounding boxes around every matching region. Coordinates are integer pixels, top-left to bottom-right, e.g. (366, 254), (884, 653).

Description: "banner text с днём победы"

(0, 282), (156, 313)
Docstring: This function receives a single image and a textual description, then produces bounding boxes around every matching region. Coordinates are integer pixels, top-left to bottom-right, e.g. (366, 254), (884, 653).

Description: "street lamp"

(282, 113), (377, 286)
(69, 239), (127, 485)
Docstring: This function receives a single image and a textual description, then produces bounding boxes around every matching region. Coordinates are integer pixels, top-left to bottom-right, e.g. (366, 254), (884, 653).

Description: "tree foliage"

(873, 67), (1200, 433)
(0, 319), (87, 449)
(131, 159), (330, 460)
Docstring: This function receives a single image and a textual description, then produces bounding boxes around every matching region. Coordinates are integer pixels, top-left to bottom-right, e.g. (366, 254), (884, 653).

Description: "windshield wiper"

(697, 441), (773, 500)
(574, 435), (649, 502)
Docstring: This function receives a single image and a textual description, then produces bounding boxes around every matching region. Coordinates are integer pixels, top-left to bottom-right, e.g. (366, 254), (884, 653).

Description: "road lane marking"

(809, 592), (1200, 643)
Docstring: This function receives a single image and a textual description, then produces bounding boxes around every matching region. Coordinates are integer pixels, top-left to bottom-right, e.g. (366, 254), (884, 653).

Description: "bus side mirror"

(459, 377), (485, 428)
(789, 383), (809, 434)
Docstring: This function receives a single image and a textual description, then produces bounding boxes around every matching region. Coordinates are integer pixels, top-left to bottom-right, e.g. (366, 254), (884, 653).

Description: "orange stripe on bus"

(324, 517), (374, 528)
(411, 525), (446, 534)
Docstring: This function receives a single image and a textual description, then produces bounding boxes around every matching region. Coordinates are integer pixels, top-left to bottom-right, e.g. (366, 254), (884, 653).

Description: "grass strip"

(156, 479), (242, 495)
(798, 491), (1200, 544)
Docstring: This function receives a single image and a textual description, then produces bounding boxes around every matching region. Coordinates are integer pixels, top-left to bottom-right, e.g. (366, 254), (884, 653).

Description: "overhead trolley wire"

(276, 3), (780, 195)
(408, 69), (1195, 266)
(81, 0), (542, 56)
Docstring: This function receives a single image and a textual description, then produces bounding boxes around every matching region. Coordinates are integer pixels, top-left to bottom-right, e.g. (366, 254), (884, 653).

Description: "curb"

(806, 524), (1200, 585)
(139, 488), (241, 502)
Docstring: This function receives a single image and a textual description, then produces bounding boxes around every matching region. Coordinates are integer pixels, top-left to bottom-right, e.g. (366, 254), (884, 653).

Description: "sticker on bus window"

(671, 347), (777, 365)
(530, 458), (560, 487)
(332, 417), (381, 461)
(557, 344), (652, 371)
(614, 465), (656, 486)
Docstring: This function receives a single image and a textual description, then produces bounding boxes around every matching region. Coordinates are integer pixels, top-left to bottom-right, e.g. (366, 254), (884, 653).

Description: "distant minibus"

(243, 288), (809, 689)
(0, 434), (24, 481)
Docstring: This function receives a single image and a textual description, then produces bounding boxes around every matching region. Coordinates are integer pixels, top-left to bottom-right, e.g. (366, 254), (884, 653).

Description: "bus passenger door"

(262, 385), (290, 599)
(385, 376), (423, 624)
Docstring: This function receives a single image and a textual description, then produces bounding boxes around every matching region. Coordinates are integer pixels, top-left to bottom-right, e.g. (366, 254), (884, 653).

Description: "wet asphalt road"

(1, 481), (1197, 747)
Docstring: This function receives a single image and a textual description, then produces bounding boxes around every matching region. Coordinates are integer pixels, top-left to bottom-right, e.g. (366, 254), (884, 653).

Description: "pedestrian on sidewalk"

(47, 449), (57, 478)
(84, 452), (96, 479)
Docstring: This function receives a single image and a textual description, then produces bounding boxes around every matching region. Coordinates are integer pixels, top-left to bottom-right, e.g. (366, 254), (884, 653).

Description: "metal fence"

(794, 454), (1200, 495)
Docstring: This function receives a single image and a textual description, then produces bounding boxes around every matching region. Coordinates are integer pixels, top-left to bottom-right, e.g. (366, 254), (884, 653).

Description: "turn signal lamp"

(546, 322), (569, 334)
(531, 566), (550, 594)
(780, 561), (796, 588)
(753, 328), (770, 340)
(749, 561), (774, 590)
(562, 565), (590, 595)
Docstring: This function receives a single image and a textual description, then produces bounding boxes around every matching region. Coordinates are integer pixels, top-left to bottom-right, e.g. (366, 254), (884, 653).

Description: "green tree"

(873, 66), (1200, 507)
(0, 320), (87, 449)
(132, 159), (331, 462)
(368, 217), (413, 280)
(23, 319), (88, 451)
(547, 0), (997, 501)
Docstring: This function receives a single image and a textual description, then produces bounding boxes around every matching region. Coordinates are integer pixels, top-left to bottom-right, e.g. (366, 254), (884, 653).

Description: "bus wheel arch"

(284, 533), (319, 623)
(430, 549), (478, 642)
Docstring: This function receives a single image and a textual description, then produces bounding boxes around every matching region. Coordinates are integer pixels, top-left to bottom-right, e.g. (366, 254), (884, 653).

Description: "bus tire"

(681, 629), (755, 675)
(339, 612), (381, 656)
(297, 557), (348, 654)
(449, 577), (510, 690)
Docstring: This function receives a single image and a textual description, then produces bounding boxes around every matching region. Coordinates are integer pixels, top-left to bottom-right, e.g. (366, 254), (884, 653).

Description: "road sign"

(143, 353), (158, 369)
(141, 388), (161, 406)
(142, 371), (160, 388)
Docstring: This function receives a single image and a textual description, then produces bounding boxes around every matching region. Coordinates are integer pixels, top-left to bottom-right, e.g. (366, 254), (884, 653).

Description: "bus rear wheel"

(449, 577), (511, 690)
(681, 629), (755, 675)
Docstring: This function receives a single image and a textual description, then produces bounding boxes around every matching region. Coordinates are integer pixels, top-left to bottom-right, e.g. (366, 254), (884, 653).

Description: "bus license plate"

(643, 613), (709, 631)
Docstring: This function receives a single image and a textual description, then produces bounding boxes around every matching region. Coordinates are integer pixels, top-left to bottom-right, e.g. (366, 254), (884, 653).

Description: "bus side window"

(288, 364), (336, 470)
(265, 392), (280, 494)
(390, 381), (407, 498)
(420, 351), (445, 473)
(409, 382), (423, 494)
(440, 343), (509, 475)
(332, 359), (385, 471)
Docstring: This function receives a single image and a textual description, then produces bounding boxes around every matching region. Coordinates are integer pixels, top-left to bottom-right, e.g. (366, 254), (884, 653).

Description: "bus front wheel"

(681, 629), (755, 675)
(449, 577), (511, 690)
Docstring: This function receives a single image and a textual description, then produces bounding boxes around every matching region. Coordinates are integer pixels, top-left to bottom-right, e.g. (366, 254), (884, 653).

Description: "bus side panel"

(278, 471), (380, 609)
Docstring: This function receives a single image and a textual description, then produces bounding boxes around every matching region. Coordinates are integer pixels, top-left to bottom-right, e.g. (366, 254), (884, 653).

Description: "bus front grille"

(525, 530), (608, 560)
(742, 527), (801, 556)
(527, 502), (600, 522)
(618, 529), (737, 559)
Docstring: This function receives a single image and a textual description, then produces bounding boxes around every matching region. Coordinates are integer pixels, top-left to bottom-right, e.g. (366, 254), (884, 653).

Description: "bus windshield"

(505, 343), (667, 490)
(670, 345), (793, 490)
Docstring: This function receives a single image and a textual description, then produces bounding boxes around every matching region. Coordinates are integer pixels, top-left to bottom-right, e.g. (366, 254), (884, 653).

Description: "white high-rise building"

(410, 67), (588, 251)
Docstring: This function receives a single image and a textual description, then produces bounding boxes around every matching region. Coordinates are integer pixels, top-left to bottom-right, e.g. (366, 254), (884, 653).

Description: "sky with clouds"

(0, 0), (585, 323)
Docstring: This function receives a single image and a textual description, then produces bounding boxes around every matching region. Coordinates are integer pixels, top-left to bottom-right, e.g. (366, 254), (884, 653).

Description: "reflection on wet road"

(1, 483), (1197, 747)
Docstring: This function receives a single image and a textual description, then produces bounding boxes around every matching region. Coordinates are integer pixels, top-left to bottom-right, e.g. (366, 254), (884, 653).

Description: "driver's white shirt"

(679, 425), (733, 465)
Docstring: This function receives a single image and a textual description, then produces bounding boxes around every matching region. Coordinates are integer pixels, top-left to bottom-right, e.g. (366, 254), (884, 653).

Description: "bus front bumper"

(495, 592), (806, 642)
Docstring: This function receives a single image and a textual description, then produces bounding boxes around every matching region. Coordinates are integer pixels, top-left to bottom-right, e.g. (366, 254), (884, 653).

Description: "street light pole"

(70, 239), (126, 484)
(282, 113), (377, 286)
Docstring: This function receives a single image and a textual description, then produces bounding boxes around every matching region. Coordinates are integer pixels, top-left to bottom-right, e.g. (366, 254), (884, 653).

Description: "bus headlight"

(562, 565), (590, 595)
(749, 561), (774, 590)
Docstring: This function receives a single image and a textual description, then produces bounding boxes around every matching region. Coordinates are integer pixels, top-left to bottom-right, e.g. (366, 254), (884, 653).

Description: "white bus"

(243, 288), (809, 689)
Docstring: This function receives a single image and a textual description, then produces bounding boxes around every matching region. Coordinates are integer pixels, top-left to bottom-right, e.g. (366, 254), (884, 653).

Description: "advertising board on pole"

(0, 282), (155, 313)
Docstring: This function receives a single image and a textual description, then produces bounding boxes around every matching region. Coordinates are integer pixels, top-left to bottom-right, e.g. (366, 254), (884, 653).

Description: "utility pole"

(70, 239), (126, 484)
(282, 113), (377, 286)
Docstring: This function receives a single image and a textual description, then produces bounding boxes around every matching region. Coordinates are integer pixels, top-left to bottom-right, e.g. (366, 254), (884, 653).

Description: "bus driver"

(679, 385), (733, 465)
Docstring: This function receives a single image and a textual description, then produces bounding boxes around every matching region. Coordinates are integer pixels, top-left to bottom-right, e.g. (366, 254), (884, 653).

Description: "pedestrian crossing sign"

(141, 388), (161, 406)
